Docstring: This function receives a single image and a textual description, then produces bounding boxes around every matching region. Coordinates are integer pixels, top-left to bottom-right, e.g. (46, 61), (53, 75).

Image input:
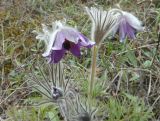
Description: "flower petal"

(52, 28), (80, 51)
(50, 49), (65, 63)
(61, 28), (79, 44)
(123, 11), (144, 31)
(70, 44), (81, 57)
(119, 19), (127, 42)
(52, 31), (65, 50)
(126, 23), (136, 39)
(78, 33), (95, 48)
(42, 30), (59, 57)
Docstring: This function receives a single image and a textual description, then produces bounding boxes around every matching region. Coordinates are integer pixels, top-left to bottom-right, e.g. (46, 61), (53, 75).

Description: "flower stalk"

(88, 45), (98, 99)
(86, 7), (119, 99)
(86, 7), (144, 100)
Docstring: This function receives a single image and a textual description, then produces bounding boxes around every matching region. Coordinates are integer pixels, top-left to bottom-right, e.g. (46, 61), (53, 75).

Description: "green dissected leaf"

(123, 93), (138, 102)
(142, 60), (152, 68)
(126, 50), (138, 67)
(107, 42), (114, 55)
(48, 110), (60, 121)
(130, 72), (140, 82)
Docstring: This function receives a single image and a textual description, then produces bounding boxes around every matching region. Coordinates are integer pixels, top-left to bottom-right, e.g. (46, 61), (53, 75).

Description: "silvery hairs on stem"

(85, 7), (121, 45)
(28, 61), (75, 104)
(61, 95), (99, 121)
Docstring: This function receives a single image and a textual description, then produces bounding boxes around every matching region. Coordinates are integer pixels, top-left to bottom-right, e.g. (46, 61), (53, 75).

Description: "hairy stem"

(88, 45), (98, 99)
(1, 24), (4, 83)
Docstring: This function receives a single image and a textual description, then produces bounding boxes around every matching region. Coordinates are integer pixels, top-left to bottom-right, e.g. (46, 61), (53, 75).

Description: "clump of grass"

(106, 93), (153, 121)
(6, 103), (60, 121)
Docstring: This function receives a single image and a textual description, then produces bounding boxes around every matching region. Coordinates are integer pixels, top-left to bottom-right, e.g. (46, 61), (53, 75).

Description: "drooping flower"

(85, 7), (120, 45)
(34, 20), (95, 63)
(113, 10), (144, 42)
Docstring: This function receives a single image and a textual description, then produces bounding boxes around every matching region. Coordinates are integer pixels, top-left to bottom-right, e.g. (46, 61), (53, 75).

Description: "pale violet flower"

(114, 10), (144, 42)
(85, 7), (120, 45)
(34, 20), (95, 63)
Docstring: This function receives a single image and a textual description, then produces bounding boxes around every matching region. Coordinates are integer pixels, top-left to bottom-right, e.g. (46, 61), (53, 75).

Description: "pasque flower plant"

(86, 7), (121, 98)
(86, 7), (144, 98)
(34, 20), (95, 63)
(33, 6), (144, 121)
